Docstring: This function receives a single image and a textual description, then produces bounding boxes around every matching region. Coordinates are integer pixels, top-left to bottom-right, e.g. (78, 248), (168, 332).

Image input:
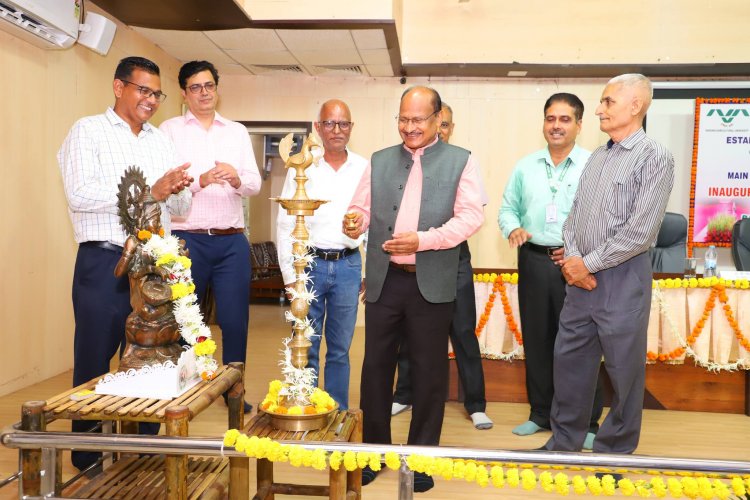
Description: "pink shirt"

(160, 110), (261, 230)
(348, 136), (484, 265)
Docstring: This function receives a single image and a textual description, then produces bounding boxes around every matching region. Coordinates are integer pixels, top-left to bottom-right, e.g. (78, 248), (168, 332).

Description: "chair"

(649, 212), (687, 273)
(249, 241), (286, 301)
(731, 218), (750, 270)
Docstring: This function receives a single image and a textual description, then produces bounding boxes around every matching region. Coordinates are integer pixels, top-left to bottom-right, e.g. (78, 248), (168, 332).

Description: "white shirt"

(58, 108), (191, 246)
(276, 149), (368, 285)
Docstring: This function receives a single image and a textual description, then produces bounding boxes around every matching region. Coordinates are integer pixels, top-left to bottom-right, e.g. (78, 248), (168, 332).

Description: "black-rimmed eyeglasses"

(318, 120), (353, 131)
(120, 80), (167, 102)
(187, 82), (217, 94)
(396, 110), (439, 126)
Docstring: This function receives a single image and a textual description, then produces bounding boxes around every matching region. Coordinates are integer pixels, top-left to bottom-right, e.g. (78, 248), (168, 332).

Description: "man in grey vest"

(345, 86), (484, 493)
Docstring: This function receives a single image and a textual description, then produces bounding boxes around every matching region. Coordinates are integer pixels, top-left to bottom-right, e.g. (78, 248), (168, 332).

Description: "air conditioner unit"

(0, 0), (79, 49)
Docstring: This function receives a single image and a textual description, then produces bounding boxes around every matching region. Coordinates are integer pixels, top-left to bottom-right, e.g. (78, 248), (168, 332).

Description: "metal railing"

(3, 430), (750, 499)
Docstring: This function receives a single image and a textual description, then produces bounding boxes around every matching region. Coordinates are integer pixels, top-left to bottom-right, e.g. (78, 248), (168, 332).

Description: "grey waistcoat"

(366, 140), (470, 304)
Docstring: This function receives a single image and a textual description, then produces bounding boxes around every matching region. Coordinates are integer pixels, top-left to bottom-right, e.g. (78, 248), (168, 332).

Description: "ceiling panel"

(276, 29), (356, 51)
(290, 49), (363, 66)
(132, 27), (213, 48)
(204, 29), (286, 51)
(352, 29), (388, 50)
(225, 49), (299, 66)
(359, 49), (392, 65)
(367, 64), (395, 77)
(213, 63), (253, 76)
(157, 45), (235, 64)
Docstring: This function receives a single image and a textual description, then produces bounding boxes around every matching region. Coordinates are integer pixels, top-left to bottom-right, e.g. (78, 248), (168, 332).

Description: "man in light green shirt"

(498, 93), (603, 447)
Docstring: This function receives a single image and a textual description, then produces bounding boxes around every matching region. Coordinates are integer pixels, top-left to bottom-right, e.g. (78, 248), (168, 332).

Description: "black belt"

(81, 241), (123, 253)
(179, 228), (244, 236)
(389, 262), (417, 273)
(524, 242), (562, 256)
(313, 247), (358, 261)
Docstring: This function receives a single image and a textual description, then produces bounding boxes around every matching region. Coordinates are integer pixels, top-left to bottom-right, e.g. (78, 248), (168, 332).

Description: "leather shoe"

(413, 471), (434, 492)
(362, 465), (379, 485)
(223, 392), (253, 414)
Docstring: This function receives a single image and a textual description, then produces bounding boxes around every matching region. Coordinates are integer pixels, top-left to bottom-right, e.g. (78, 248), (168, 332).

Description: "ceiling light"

(507, 70), (528, 77)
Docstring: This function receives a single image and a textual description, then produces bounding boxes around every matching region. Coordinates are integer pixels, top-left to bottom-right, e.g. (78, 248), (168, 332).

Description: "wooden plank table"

(20, 362), (248, 499)
(244, 409), (362, 500)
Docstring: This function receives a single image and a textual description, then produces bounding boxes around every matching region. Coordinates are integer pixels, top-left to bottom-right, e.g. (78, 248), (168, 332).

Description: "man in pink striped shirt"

(344, 86), (484, 493)
(161, 61), (261, 413)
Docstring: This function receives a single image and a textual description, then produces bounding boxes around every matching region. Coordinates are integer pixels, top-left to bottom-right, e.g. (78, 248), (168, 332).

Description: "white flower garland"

(141, 234), (218, 379)
(653, 287), (749, 372)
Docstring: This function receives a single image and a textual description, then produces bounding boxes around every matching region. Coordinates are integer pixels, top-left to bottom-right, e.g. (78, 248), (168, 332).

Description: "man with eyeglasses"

(391, 102), (493, 431)
(58, 56), (193, 473)
(276, 99), (367, 410)
(160, 61), (261, 414)
(345, 87), (484, 493)
(499, 93), (604, 449)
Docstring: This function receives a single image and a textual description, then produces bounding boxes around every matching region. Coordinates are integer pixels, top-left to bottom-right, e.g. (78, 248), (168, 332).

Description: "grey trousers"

(545, 252), (652, 454)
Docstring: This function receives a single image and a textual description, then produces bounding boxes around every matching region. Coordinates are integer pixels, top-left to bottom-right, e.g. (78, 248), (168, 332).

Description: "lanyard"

(545, 157), (572, 196)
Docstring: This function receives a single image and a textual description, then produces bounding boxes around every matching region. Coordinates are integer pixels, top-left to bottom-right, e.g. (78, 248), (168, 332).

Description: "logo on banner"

(706, 108), (749, 127)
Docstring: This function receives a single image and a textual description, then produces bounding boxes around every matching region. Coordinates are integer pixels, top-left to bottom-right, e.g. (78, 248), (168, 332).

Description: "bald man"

(345, 87), (484, 493)
(276, 99), (367, 410)
(544, 74), (674, 455)
(392, 102), (493, 431)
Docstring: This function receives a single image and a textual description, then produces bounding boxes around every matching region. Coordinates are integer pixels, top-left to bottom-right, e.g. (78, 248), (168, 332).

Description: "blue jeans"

(306, 251), (362, 409)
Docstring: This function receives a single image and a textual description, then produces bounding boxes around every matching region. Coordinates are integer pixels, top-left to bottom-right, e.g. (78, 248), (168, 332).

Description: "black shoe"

(595, 472), (623, 485)
(413, 471), (434, 493)
(223, 392), (253, 414)
(362, 465), (379, 486)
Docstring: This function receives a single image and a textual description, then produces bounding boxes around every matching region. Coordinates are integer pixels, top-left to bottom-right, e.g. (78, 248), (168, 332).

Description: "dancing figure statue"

(115, 167), (185, 371)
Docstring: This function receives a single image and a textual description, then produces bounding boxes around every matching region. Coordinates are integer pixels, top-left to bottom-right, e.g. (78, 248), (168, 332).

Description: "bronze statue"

(115, 167), (184, 371)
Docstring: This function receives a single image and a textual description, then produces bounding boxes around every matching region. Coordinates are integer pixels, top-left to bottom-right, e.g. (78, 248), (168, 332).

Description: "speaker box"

(78, 12), (116, 56)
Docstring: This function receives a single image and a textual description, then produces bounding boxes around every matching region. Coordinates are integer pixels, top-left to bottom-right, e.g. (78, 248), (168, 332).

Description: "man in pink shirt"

(160, 61), (261, 413)
(344, 87), (484, 493)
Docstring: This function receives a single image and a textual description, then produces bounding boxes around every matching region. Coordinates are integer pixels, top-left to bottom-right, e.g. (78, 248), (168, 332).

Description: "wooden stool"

(21, 363), (248, 499)
(244, 409), (362, 500)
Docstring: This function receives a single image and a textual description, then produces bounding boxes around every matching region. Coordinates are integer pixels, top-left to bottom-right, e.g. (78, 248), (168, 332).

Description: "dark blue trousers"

(173, 232), (251, 366)
(71, 243), (159, 471)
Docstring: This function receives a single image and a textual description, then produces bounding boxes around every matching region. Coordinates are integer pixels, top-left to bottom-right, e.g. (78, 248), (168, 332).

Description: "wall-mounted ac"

(0, 0), (79, 49)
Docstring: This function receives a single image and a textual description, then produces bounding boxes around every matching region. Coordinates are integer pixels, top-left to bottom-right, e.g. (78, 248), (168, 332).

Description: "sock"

(583, 432), (596, 450)
(470, 412), (494, 430)
(512, 420), (543, 436)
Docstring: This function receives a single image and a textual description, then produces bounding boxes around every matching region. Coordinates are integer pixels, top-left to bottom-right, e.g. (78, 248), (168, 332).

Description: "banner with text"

(689, 98), (750, 252)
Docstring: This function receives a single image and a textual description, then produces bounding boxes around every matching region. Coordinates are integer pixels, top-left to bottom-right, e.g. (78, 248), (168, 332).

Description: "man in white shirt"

(58, 56), (192, 472)
(276, 99), (367, 409)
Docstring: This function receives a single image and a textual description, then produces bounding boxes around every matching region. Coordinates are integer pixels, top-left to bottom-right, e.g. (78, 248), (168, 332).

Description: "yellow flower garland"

(222, 430), (750, 499)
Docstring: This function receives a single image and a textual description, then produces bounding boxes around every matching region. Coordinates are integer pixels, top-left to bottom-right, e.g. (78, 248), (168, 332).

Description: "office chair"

(649, 212), (687, 273)
(731, 218), (750, 270)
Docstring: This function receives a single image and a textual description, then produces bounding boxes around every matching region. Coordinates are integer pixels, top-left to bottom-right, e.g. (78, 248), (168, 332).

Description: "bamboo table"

(244, 409), (362, 500)
(20, 362), (248, 499)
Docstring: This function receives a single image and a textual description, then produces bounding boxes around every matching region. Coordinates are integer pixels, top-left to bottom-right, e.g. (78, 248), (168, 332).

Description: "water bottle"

(704, 245), (717, 277)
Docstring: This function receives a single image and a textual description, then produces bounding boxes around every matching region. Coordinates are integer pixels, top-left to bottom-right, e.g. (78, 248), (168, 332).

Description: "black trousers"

(361, 266), (454, 446)
(393, 242), (487, 414)
(518, 244), (603, 432)
(71, 244), (159, 470)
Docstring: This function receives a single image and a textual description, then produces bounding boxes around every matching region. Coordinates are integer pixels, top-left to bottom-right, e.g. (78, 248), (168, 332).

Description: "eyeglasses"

(120, 79), (167, 103)
(396, 110), (439, 126)
(187, 82), (217, 94)
(318, 120), (353, 131)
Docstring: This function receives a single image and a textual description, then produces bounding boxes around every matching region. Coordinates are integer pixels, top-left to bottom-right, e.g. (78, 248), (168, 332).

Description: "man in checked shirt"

(58, 56), (193, 472)
(543, 74), (674, 456)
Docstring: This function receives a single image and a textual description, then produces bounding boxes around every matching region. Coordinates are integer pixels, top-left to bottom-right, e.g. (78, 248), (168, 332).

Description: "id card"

(545, 203), (558, 223)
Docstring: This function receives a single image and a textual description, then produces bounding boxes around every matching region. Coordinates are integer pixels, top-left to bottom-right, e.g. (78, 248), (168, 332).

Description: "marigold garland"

(222, 429), (750, 499)
(473, 273), (523, 361)
(473, 274), (750, 369)
(649, 282), (750, 369)
(140, 234), (218, 378)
